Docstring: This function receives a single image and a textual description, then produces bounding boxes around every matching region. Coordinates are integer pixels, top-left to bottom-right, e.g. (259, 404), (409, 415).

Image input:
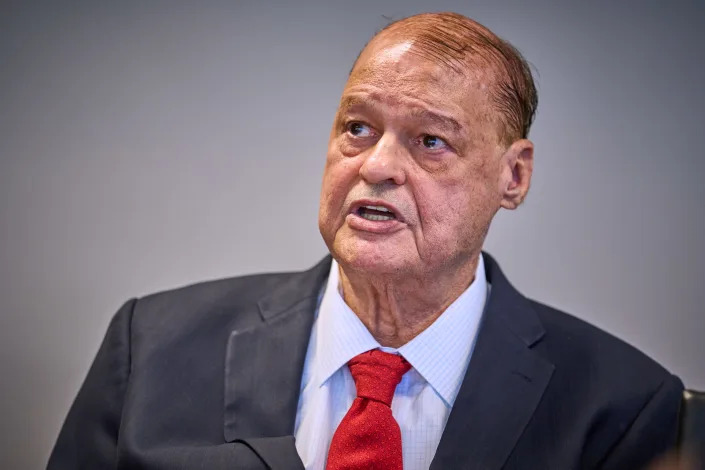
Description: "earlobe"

(500, 139), (534, 210)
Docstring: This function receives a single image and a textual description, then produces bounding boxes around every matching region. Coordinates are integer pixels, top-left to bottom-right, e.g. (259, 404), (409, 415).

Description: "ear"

(499, 139), (534, 210)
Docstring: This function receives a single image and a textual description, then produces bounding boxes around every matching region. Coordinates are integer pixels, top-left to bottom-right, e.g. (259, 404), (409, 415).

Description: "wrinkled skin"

(318, 33), (533, 347)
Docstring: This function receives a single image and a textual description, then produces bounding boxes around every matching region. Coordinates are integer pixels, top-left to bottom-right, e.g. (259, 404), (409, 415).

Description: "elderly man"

(48, 12), (683, 470)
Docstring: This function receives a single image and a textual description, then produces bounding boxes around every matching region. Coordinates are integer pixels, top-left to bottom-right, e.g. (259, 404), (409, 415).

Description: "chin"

(332, 238), (412, 276)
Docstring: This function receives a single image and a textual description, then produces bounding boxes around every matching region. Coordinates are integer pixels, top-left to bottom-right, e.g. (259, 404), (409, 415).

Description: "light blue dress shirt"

(294, 255), (489, 470)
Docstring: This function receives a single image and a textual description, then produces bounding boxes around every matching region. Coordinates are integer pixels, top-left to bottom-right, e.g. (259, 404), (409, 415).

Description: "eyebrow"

(406, 108), (462, 133)
(338, 95), (463, 134)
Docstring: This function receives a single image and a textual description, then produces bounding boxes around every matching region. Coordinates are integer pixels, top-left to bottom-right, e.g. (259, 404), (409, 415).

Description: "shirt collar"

(397, 256), (487, 406)
(314, 255), (488, 407)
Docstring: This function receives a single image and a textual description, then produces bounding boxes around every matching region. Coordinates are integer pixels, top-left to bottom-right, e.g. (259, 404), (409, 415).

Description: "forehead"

(349, 39), (467, 93)
(342, 38), (497, 128)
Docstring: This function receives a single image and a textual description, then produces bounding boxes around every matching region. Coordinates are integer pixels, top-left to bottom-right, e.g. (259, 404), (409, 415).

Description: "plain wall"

(1, 1), (703, 468)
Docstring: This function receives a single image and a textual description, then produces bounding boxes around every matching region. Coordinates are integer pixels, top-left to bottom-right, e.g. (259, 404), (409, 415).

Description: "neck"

(338, 254), (481, 348)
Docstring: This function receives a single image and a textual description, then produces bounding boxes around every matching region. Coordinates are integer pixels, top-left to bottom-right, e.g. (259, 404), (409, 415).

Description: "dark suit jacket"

(47, 253), (683, 469)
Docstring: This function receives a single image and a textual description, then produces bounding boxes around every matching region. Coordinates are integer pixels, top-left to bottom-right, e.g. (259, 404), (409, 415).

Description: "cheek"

(321, 155), (358, 200)
(412, 167), (501, 249)
(319, 151), (360, 223)
(413, 178), (466, 237)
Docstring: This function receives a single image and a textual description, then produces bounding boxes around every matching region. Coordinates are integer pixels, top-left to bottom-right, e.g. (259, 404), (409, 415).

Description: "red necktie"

(326, 349), (412, 470)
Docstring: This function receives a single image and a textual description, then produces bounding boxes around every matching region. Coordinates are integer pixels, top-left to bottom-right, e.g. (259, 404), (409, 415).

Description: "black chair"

(678, 389), (705, 467)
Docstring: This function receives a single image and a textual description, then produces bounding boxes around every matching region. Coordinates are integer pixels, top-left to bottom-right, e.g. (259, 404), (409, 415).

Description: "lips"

(347, 200), (405, 234)
(357, 204), (396, 221)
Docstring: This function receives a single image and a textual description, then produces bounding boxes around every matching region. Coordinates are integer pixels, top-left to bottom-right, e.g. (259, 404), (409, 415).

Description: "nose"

(358, 133), (407, 186)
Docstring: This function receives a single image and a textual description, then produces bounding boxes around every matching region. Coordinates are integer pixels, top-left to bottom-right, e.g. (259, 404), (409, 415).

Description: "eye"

(346, 121), (374, 138)
(421, 135), (449, 150)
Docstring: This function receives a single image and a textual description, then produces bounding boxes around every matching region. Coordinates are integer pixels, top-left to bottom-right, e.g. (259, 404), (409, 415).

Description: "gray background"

(1, 1), (704, 468)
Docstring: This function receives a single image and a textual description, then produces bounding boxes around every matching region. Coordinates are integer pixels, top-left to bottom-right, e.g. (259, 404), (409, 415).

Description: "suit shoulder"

(529, 300), (674, 388)
(128, 262), (326, 334)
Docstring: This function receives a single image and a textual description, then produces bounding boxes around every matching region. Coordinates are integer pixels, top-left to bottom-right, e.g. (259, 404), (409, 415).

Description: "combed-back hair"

(354, 12), (538, 146)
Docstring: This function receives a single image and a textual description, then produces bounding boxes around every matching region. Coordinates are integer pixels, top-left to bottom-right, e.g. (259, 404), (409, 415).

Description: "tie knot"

(347, 350), (411, 406)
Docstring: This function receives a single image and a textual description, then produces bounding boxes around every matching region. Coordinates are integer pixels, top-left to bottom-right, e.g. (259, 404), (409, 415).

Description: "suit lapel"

(223, 257), (331, 442)
(431, 254), (555, 470)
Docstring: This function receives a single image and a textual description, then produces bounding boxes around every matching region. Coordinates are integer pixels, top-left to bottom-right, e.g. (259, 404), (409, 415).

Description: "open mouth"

(356, 205), (396, 221)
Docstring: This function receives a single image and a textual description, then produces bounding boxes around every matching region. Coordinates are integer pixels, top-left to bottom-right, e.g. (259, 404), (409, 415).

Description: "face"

(318, 37), (529, 278)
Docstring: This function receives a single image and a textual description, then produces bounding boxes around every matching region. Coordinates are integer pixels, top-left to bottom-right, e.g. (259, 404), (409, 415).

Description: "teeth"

(363, 205), (391, 213)
(360, 213), (394, 221)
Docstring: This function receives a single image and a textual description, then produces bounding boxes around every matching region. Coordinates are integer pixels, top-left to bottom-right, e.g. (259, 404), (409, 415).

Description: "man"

(47, 12), (684, 470)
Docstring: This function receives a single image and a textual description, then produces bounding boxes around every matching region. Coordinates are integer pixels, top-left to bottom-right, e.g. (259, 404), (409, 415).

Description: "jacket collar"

(430, 253), (554, 469)
(223, 256), (331, 442)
